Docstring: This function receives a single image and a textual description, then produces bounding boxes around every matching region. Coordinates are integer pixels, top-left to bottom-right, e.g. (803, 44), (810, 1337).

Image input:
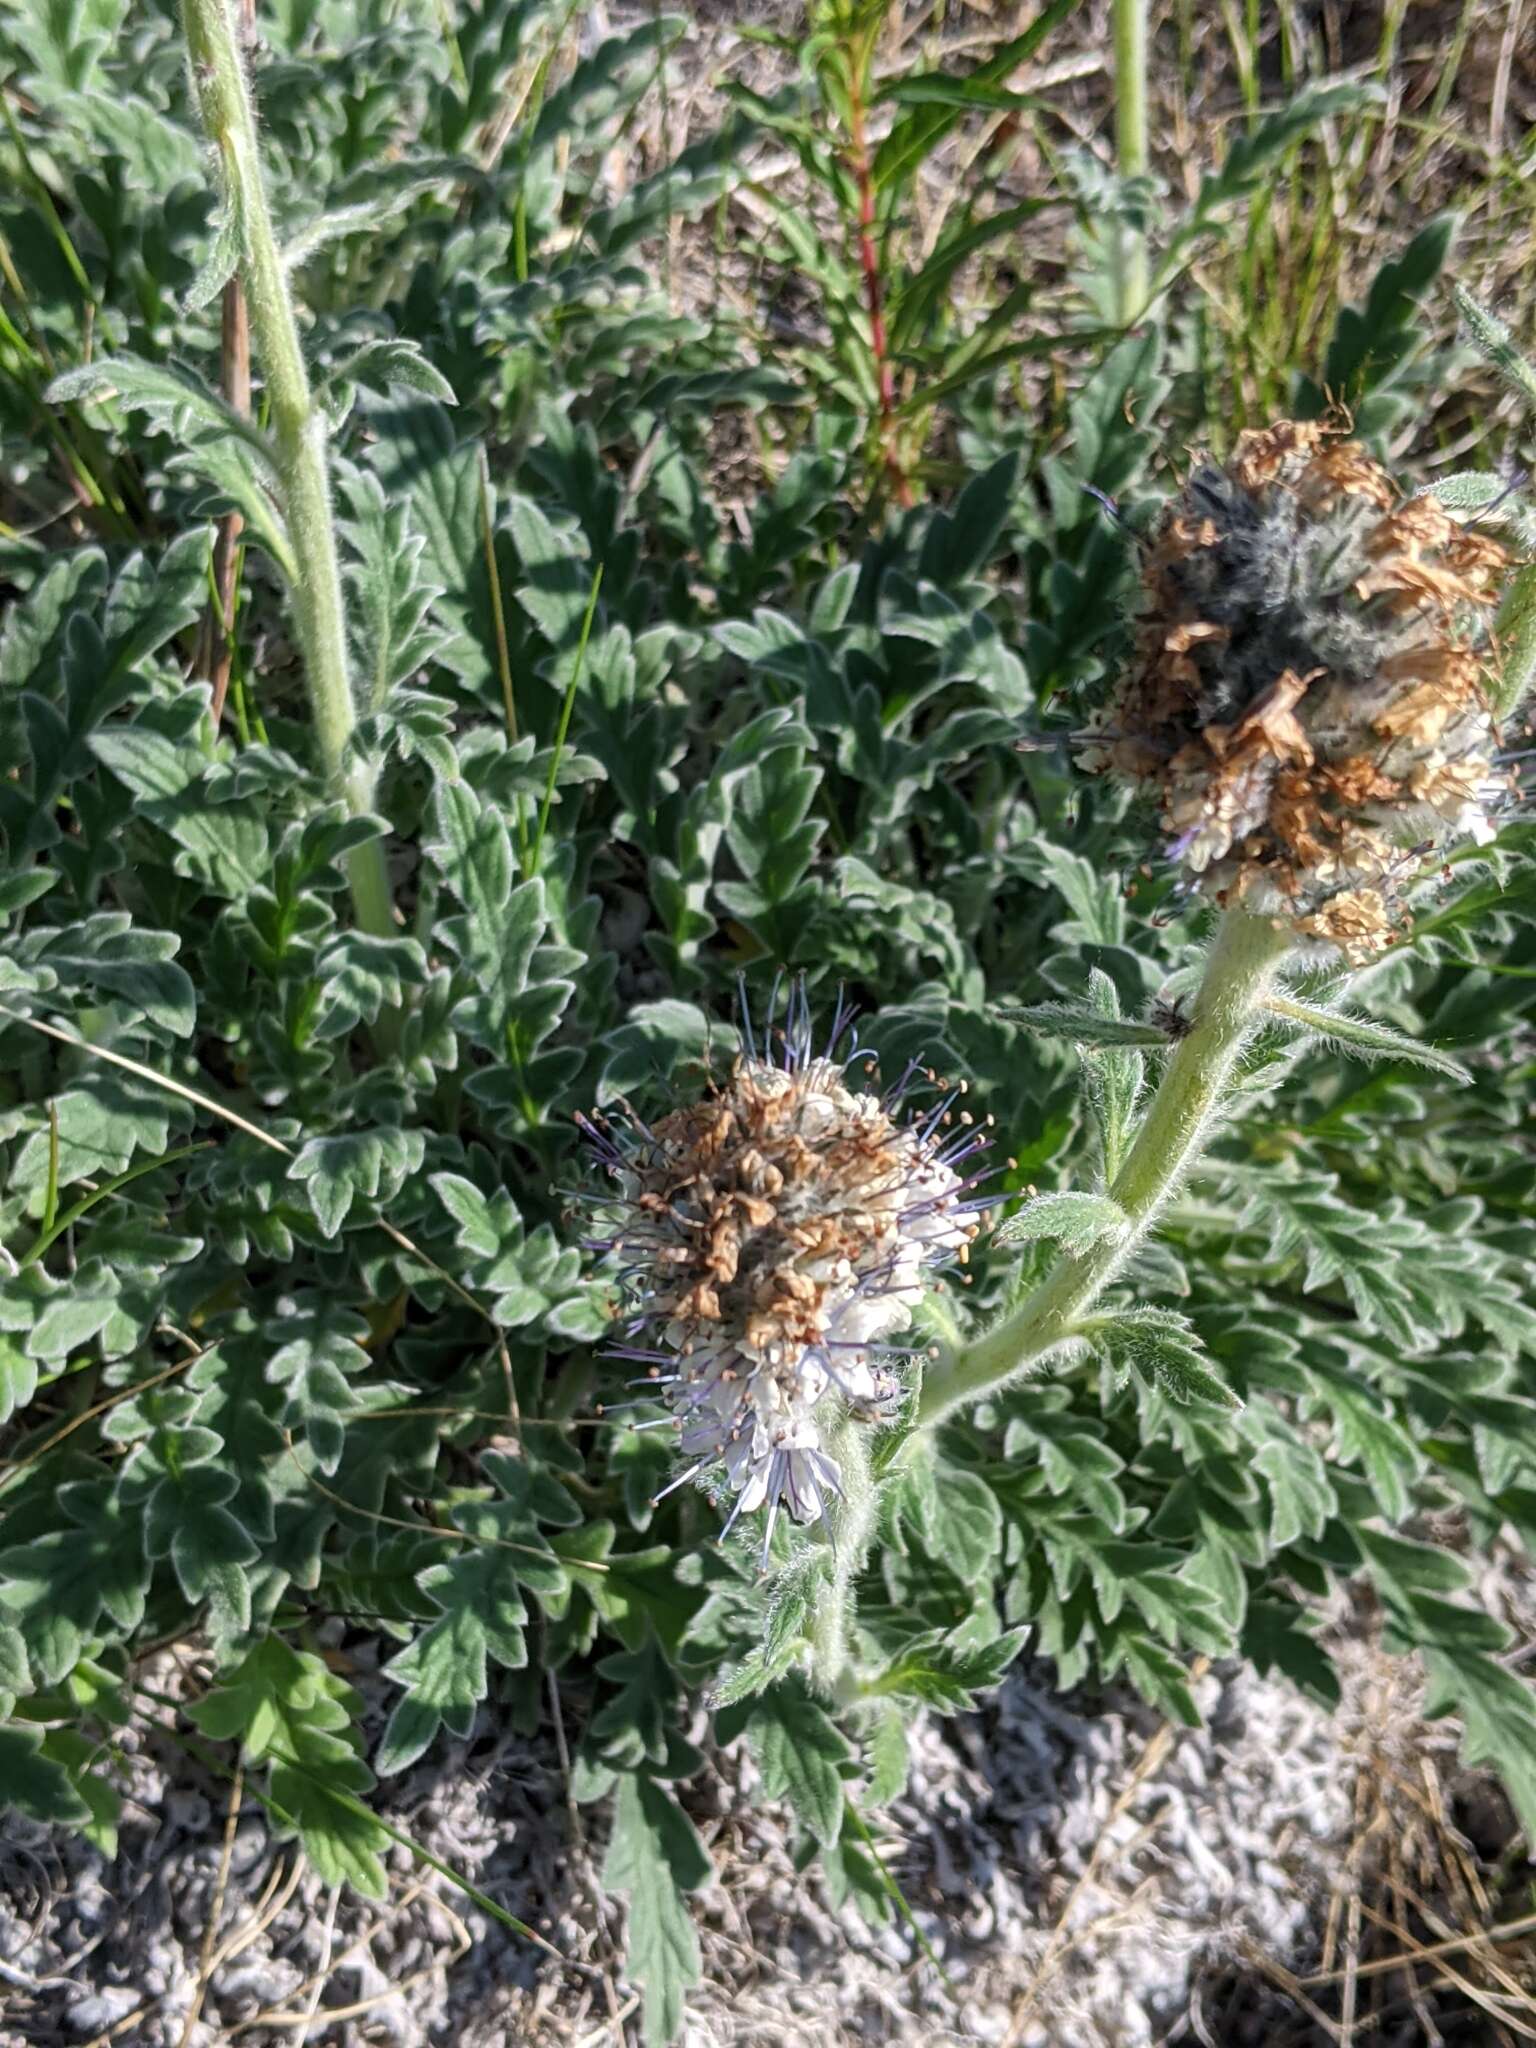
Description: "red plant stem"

(194, 0), (255, 725)
(197, 278), (250, 723)
(845, 71), (913, 510)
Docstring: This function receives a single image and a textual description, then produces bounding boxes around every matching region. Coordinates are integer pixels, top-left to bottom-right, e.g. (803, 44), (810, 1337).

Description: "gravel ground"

(0, 1628), (1503, 2048)
(8, 1572), (1533, 2047)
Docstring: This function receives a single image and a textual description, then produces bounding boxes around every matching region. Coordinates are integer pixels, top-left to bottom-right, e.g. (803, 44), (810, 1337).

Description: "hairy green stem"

(180, 0), (393, 941)
(1111, 0), (1149, 324)
(808, 1415), (876, 1704)
(918, 909), (1293, 1429)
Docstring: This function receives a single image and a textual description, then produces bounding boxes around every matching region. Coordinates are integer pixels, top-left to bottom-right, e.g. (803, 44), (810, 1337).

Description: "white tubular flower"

(578, 989), (988, 1553)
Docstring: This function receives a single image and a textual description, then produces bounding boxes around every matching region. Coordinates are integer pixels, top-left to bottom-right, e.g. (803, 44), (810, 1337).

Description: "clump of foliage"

(3, 2), (1536, 2040)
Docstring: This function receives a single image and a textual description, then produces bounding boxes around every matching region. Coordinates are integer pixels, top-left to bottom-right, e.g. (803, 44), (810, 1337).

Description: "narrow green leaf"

(1168, 82), (1379, 260)
(1001, 1001), (1167, 1047)
(871, 0), (1076, 193)
(1426, 471), (1509, 515)
(1075, 966), (1144, 1183)
(1265, 994), (1471, 1081)
(1492, 561), (1536, 721)
(1453, 284), (1536, 412)
(183, 173), (243, 314)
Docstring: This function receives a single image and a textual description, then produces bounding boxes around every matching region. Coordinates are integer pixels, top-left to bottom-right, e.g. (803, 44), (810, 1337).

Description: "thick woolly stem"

(917, 909), (1293, 1429)
(807, 1416), (877, 1704)
(180, 0), (393, 940)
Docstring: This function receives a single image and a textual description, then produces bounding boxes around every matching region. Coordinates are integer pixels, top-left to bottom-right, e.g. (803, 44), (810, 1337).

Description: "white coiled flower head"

(1089, 419), (1512, 959)
(579, 992), (987, 1552)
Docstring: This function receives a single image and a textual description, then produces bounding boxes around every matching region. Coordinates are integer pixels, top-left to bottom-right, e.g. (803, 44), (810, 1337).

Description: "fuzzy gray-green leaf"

(1265, 994), (1472, 1081)
(993, 1190), (1130, 1253)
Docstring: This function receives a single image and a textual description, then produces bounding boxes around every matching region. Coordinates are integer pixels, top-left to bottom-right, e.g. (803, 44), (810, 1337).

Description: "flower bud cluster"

(1091, 419), (1510, 957)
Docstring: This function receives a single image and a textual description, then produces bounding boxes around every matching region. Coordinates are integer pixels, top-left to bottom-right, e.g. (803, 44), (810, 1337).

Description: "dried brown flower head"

(580, 999), (985, 1545)
(1091, 419), (1511, 958)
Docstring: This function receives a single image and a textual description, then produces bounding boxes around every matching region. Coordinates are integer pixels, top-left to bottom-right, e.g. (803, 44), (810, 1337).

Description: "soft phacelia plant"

(579, 991), (986, 1551)
(9, 0), (1536, 2034)
(1091, 419), (1510, 957)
